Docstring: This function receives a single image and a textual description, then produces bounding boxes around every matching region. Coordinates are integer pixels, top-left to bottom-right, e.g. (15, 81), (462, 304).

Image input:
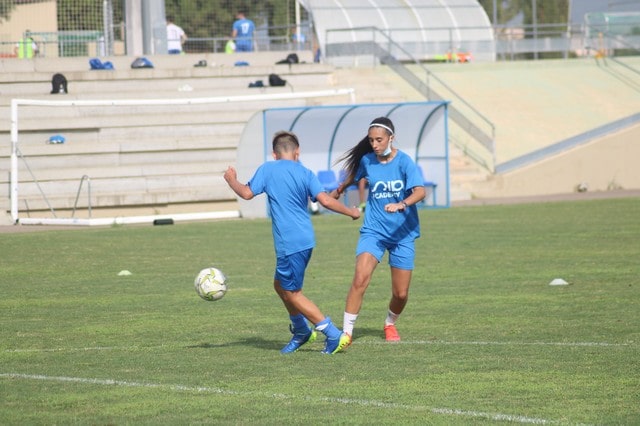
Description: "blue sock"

(315, 317), (341, 340)
(290, 314), (310, 334)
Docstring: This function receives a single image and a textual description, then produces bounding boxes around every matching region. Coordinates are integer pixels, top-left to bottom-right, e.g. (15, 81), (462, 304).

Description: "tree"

(165, 0), (230, 39)
(165, 0), (296, 38)
(0, 0), (16, 23)
(478, 0), (569, 26)
(163, 0), (302, 53)
(519, 0), (569, 26)
(477, 0), (524, 25)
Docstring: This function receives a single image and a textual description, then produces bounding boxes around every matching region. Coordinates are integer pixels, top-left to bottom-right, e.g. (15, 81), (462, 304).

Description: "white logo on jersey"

(371, 180), (404, 199)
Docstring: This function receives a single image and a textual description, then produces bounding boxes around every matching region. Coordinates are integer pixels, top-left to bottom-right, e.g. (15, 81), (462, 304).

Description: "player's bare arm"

(316, 192), (361, 220)
(223, 166), (254, 200)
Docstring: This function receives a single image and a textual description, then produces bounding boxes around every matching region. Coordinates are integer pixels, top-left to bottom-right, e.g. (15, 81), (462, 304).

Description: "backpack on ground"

(268, 73), (287, 87)
(50, 73), (68, 94)
(89, 58), (114, 70)
(131, 57), (154, 69)
(276, 53), (299, 65)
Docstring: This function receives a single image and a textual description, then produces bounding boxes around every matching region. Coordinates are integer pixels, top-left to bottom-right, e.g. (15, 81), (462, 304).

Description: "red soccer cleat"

(384, 324), (401, 342)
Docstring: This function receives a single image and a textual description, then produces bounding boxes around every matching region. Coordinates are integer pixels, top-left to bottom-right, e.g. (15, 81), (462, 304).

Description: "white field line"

(5, 346), (138, 353)
(3, 339), (633, 353)
(0, 372), (557, 424)
(372, 340), (634, 347)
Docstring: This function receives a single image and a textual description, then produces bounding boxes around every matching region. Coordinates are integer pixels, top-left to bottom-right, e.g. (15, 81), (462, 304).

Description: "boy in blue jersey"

(224, 131), (360, 354)
(333, 117), (426, 346)
(231, 11), (255, 52)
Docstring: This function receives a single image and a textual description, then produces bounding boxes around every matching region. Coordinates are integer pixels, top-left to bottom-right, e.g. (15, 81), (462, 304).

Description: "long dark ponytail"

(336, 116), (395, 184)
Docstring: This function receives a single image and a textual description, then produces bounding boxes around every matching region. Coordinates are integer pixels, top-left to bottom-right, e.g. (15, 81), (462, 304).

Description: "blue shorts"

(235, 42), (253, 52)
(356, 234), (415, 270)
(275, 248), (312, 291)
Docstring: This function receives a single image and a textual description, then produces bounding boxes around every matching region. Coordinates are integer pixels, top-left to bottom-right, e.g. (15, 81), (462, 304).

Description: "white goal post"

(9, 89), (355, 226)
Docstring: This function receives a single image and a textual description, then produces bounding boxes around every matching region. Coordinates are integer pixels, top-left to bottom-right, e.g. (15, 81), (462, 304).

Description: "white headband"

(369, 123), (394, 135)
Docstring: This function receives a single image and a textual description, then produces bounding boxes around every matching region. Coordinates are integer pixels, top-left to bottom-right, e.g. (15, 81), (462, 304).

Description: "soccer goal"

(8, 89), (355, 226)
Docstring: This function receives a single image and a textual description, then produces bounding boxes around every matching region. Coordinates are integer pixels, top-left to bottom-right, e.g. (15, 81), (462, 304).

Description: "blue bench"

(417, 166), (437, 207)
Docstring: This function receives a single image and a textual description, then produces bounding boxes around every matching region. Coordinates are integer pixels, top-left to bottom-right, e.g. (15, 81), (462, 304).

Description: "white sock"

(343, 312), (358, 336)
(385, 309), (400, 326)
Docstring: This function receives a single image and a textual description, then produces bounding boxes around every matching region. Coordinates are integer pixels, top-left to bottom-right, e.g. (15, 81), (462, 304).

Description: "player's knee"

(392, 287), (409, 301)
(351, 276), (371, 293)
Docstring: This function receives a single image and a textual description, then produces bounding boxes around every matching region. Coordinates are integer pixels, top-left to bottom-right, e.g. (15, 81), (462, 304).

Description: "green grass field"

(1, 198), (639, 425)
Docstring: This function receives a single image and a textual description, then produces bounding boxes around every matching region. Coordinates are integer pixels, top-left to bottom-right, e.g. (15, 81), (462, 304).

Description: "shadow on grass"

(186, 328), (385, 352)
(350, 326), (385, 341)
(186, 336), (281, 351)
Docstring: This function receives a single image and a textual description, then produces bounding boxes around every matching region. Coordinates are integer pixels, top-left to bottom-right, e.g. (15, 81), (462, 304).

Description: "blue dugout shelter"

(235, 102), (449, 218)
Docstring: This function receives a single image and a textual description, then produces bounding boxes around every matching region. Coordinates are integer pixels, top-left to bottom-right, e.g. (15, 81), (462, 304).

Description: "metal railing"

(9, 19), (640, 62)
(325, 27), (497, 171)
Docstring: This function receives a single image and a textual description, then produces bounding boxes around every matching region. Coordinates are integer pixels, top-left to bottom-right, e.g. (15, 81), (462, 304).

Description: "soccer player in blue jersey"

(333, 117), (426, 345)
(224, 131), (360, 354)
(231, 11), (255, 52)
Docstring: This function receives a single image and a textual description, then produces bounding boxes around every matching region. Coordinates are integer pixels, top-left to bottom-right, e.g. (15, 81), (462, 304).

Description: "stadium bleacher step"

(3, 54), (638, 216)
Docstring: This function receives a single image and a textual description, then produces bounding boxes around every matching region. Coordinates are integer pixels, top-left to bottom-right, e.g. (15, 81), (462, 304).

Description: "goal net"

(8, 89), (355, 226)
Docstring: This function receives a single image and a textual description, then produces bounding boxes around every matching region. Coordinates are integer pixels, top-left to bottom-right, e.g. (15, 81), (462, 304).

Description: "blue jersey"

(355, 150), (423, 242)
(233, 18), (255, 51)
(248, 160), (324, 257)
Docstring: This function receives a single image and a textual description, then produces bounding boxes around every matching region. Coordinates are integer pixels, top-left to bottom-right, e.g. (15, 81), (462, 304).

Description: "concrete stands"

(0, 51), (357, 222)
(2, 51), (638, 224)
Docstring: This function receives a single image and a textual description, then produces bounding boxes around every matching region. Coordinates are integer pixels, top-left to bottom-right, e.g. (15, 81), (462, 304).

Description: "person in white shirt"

(166, 16), (187, 54)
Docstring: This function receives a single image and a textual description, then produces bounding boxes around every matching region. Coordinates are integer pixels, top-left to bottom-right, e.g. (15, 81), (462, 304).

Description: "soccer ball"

(194, 267), (227, 301)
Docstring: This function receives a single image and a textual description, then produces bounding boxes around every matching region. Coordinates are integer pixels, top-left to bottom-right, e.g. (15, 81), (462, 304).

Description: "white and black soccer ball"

(194, 267), (228, 301)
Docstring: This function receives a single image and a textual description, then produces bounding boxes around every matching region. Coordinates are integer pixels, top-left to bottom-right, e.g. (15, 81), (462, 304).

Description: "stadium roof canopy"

(300, 0), (495, 62)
